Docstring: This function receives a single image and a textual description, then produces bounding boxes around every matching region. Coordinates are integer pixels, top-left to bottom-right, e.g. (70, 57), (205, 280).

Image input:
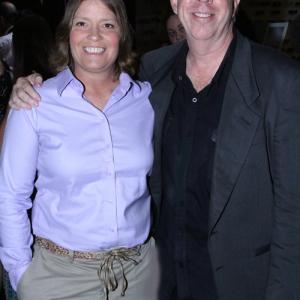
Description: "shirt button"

(192, 97), (198, 103)
(178, 75), (183, 81)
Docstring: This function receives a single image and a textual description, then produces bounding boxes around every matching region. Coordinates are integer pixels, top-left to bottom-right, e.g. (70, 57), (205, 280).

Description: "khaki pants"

(17, 237), (159, 300)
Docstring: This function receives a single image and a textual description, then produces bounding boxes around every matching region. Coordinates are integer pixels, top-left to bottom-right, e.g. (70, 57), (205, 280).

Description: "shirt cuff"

(9, 263), (31, 291)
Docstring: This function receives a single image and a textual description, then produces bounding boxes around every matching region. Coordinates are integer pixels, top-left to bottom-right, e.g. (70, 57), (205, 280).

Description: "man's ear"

(233, 0), (240, 15)
(170, 0), (178, 15)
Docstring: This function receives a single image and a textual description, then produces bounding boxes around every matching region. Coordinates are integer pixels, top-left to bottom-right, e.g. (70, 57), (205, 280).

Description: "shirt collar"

(172, 40), (189, 84)
(56, 67), (77, 96)
(118, 72), (136, 94)
(56, 68), (136, 97)
(172, 34), (237, 85)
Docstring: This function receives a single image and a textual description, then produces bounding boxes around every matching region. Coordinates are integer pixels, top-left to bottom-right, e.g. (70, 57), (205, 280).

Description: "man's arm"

(9, 74), (43, 109)
(266, 73), (300, 299)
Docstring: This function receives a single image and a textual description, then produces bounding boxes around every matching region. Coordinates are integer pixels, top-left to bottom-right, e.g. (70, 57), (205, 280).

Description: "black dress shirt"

(158, 37), (236, 300)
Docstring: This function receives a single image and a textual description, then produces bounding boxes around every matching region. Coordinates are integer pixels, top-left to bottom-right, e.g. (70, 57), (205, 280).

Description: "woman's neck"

(75, 69), (120, 110)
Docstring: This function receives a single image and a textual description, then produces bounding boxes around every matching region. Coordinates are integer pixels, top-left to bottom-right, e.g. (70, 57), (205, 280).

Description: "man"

(7, 0), (300, 299)
(166, 13), (186, 44)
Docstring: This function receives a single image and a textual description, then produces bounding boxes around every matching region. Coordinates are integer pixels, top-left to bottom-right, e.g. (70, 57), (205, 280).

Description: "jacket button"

(215, 266), (223, 272)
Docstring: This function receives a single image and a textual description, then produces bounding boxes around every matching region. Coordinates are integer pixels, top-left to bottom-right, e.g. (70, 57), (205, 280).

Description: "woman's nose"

(88, 26), (101, 40)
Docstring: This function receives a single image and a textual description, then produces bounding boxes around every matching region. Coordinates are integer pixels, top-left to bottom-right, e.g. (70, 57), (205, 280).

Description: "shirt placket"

(99, 112), (119, 241)
(174, 83), (200, 299)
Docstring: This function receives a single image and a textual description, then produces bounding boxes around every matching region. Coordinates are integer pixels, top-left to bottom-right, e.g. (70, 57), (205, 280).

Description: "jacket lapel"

(148, 69), (176, 218)
(209, 34), (261, 233)
(151, 73), (175, 152)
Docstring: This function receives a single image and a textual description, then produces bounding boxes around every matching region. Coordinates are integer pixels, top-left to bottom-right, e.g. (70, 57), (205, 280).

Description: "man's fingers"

(9, 87), (38, 109)
(23, 83), (41, 103)
(28, 73), (43, 87)
(9, 76), (42, 109)
(9, 95), (33, 110)
(9, 101), (32, 110)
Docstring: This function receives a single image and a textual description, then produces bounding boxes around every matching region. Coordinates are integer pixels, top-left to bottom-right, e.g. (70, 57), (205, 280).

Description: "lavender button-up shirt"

(0, 68), (154, 290)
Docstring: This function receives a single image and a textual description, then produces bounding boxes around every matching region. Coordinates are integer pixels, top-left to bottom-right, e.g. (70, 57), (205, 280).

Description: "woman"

(0, 1), (159, 299)
(165, 13), (186, 45)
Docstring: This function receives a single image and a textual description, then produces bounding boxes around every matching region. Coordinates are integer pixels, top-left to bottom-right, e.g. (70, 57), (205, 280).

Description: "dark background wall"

(2, 0), (300, 58)
(239, 0), (300, 60)
(1, 0), (66, 32)
(1, 0), (136, 45)
(134, 0), (300, 58)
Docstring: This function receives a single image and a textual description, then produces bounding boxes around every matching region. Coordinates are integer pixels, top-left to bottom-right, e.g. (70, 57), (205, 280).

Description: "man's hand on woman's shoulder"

(9, 74), (43, 109)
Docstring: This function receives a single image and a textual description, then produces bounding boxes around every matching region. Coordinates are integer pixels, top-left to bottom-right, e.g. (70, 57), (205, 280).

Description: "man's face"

(170, 0), (240, 44)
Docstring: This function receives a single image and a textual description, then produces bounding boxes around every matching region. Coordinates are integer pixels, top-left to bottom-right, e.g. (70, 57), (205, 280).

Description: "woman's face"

(166, 14), (186, 44)
(69, 0), (120, 79)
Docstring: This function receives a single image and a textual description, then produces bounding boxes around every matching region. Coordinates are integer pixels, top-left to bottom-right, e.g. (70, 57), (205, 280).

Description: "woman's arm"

(0, 108), (38, 291)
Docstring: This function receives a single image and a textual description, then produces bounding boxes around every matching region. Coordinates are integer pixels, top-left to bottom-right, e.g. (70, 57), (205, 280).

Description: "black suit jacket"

(140, 32), (300, 300)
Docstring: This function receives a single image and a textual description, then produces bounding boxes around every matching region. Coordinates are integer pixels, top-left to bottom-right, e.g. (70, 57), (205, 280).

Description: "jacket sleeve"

(139, 55), (151, 82)
(266, 73), (300, 299)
